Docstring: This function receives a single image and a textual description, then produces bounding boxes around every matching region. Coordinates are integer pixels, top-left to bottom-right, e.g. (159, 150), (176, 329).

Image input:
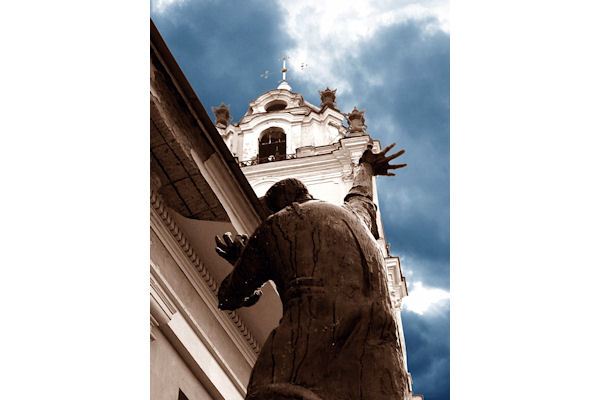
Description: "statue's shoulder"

(303, 200), (345, 212)
(265, 201), (349, 227)
(279, 200), (348, 218)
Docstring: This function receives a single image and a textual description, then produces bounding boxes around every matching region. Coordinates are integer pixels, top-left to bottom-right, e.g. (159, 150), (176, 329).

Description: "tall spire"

(277, 55), (292, 91)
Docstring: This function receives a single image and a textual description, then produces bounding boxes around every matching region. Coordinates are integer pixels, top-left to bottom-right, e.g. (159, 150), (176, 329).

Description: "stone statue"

(216, 143), (408, 400)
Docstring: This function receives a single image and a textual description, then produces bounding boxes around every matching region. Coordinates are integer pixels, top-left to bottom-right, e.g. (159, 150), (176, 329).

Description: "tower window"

(265, 100), (287, 112)
(258, 128), (286, 163)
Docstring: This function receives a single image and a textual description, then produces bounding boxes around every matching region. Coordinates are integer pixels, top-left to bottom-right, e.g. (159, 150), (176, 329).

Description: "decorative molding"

(247, 89), (306, 114)
(150, 189), (261, 360)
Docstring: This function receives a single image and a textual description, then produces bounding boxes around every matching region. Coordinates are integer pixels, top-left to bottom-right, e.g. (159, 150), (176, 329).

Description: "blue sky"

(152, 1), (449, 398)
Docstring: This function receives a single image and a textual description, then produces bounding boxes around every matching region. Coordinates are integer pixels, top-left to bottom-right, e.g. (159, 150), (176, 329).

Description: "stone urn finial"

(347, 107), (366, 134)
(319, 87), (337, 109)
(212, 103), (231, 127)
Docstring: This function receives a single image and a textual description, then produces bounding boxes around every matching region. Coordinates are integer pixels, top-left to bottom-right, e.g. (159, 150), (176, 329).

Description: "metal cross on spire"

(281, 55), (288, 81)
(277, 55), (292, 91)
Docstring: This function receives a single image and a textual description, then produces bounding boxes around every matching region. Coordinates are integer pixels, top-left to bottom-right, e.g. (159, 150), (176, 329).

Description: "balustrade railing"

(238, 153), (297, 167)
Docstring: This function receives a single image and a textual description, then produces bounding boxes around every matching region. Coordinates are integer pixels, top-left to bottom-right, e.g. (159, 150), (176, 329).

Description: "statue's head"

(264, 178), (313, 213)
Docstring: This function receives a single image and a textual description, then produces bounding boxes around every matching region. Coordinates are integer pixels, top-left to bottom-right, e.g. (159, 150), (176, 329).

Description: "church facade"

(150, 20), (420, 400)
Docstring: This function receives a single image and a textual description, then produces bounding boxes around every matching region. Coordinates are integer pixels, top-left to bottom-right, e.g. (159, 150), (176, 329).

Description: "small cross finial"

(277, 55), (292, 91)
(281, 55), (288, 81)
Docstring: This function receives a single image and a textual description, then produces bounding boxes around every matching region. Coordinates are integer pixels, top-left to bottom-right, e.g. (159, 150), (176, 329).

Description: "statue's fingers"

(384, 149), (405, 161)
(384, 172), (396, 176)
(234, 235), (245, 247)
(389, 163), (407, 169)
(380, 143), (396, 155)
(215, 235), (226, 248)
(215, 246), (228, 257)
(223, 232), (234, 246)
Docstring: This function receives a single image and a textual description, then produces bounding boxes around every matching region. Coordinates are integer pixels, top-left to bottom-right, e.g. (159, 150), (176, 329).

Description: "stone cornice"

(150, 189), (260, 359)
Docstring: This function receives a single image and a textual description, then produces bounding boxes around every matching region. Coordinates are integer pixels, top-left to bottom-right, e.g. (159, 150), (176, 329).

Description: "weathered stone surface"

(217, 145), (408, 400)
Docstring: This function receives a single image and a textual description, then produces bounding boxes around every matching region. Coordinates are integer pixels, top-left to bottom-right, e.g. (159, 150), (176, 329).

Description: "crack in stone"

(273, 217), (296, 279)
(292, 297), (313, 383)
(289, 302), (302, 382)
(271, 330), (277, 384)
(310, 226), (320, 277)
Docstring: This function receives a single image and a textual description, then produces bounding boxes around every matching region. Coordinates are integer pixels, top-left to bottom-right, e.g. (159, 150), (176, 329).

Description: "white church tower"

(213, 62), (415, 395)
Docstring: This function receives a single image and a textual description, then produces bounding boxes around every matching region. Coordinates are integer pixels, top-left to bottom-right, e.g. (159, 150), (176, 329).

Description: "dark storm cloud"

(152, 0), (294, 121)
(402, 304), (450, 400)
(349, 20), (449, 289)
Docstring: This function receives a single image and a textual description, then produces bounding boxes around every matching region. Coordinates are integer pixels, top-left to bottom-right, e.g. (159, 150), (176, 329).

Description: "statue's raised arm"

(344, 142), (406, 238)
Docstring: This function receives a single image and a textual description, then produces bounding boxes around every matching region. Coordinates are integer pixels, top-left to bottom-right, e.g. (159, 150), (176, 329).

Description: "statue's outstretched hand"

(359, 143), (407, 176)
(215, 232), (249, 264)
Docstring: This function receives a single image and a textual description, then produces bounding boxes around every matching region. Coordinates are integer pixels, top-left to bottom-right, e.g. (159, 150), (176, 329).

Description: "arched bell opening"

(258, 127), (286, 164)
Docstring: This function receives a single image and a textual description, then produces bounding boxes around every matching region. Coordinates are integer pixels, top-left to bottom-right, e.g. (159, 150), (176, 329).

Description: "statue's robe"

(218, 191), (408, 400)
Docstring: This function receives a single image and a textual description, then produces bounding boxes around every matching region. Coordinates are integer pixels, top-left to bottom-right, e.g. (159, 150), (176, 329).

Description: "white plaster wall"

(241, 130), (259, 161)
(248, 176), (346, 204)
(304, 180), (345, 204)
(151, 328), (214, 400)
(252, 179), (278, 197)
(289, 121), (304, 153)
